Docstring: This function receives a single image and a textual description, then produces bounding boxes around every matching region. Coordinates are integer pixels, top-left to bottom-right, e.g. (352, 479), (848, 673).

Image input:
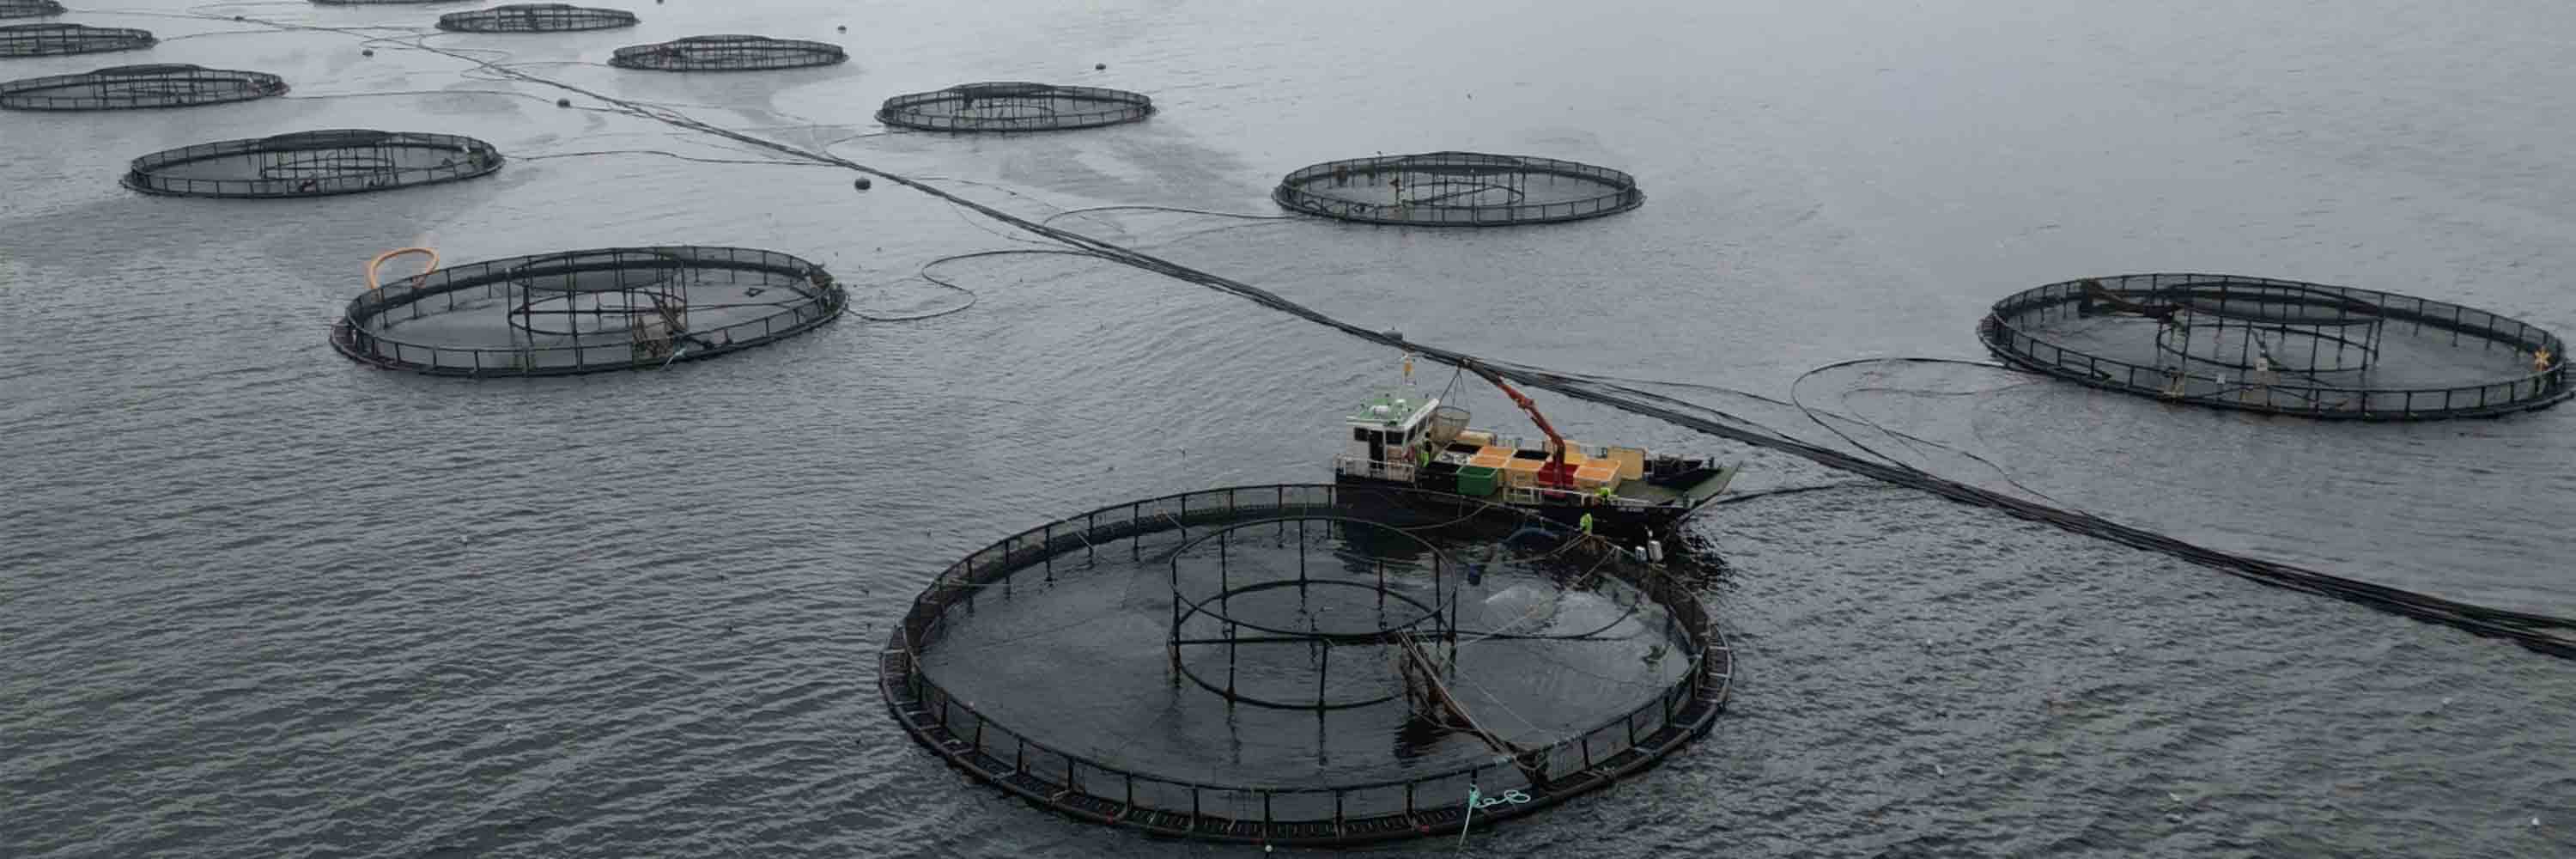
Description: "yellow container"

(1603, 447), (1647, 480)
(1503, 456), (1543, 488)
(1573, 463), (1619, 493)
(1475, 444), (1517, 460)
(1466, 452), (1510, 470)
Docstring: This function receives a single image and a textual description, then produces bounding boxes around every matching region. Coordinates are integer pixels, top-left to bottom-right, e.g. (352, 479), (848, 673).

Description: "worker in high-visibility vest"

(1578, 512), (1594, 535)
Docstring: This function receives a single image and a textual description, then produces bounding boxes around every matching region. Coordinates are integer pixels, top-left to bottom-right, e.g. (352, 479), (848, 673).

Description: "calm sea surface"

(3, 1), (2572, 856)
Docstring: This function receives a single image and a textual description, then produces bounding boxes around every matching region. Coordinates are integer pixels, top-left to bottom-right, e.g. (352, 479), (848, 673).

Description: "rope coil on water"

(215, 10), (2576, 658)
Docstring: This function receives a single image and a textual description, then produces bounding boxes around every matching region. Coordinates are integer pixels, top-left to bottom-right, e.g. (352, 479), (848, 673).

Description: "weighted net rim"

(1978, 272), (2573, 419)
(875, 81), (1154, 132)
(329, 245), (845, 377)
(434, 3), (640, 34)
(122, 128), (503, 198)
(879, 483), (1732, 846)
(0, 64), (288, 110)
(0, 1), (64, 21)
(0, 22), (155, 57)
(606, 34), (847, 71)
(1273, 151), (1643, 227)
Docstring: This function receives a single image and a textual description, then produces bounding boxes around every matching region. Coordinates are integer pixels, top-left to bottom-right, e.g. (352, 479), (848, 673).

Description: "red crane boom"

(1462, 360), (1567, 466)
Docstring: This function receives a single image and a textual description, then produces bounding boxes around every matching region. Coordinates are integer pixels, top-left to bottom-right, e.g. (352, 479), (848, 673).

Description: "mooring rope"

(197, 9), (2576, 658)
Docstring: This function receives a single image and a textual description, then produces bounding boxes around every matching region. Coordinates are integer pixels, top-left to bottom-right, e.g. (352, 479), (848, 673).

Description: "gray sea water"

(3, 0), (2573, 856)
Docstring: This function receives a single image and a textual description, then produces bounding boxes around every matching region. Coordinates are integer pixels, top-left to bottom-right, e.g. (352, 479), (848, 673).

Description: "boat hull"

(1334, 473), (1699, 548)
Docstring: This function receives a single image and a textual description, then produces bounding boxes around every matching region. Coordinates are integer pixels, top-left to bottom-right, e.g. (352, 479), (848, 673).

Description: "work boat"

(1334, 358), (1740, 553)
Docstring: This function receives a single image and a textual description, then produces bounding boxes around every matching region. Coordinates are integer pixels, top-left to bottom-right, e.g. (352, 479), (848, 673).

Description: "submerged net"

(1981, 273), (2570, 419)
(331, 245), (846, 376)
(1, 64), (286, 111)
(0, 1), (64, 21)
(0, 22), (154, 57)
(124, 129), (502, 198)
(608, 34), (844, 71)
(436, 3), (638, 34)
(884, 484), (1728, 845)
(876, 82), (1152, 132)
(1274, 151), (1644, 227)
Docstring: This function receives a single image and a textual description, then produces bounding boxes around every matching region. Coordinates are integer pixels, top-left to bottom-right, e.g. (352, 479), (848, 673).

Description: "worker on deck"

(1577, 512), (1594, 535)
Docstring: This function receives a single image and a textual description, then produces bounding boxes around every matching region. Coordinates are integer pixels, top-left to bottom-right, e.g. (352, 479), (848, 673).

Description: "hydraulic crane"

(1461, 359), (1569, 466)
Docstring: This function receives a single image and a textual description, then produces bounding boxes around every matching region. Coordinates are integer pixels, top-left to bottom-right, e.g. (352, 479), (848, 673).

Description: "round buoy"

(854, 178), (872, 191)
(361, 49), (374, 58)
(836, 25), (847, 33)
(556, 98), (571, 107)
(1095, 63), (1107, 70)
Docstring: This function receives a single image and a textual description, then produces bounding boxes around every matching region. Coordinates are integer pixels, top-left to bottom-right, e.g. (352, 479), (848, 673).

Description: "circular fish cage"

(1978, 273), (2572, 419)
(436, 3), (638, 34)
(123, 129), (502, 198)
(0, 22), (155, 58)
(608, 34), (844, 72)
(882, 484), (1731, 846)
(1, 64), (286, 111)
(876, 82), (1152, 132)
(0, 1), (64, 21)
(331, 246), (846, 377)
(1273, 151), (1644, 227)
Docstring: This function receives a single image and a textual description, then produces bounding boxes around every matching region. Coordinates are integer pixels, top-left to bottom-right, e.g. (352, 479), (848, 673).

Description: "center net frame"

(0, 22), (155, 57)
(436, 3), (639, 33)
(882, 484), (1733, 847)
(1, 64), (287, 111)
(876, 82), (1154, 132)
(608, 34), (846, 71)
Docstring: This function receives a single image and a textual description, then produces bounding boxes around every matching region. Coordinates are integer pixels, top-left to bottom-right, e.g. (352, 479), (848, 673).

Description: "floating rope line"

(203, 9), (2576, 658)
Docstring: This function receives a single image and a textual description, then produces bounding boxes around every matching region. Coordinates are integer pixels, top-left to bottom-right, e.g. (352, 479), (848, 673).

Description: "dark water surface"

(4, 1), (2572, 856)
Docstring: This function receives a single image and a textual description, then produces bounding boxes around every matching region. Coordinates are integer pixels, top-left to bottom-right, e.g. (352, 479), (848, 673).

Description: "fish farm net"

(608, 34), (845, 71)
(436, 3), (638, 34)
(0, 22), (154, 57)
(0, 1), (63, 20)
(1273, 151), (1644, 227)
(882, 484), (1730, 846)
(876, 82), (1153, 132)
(1, 64), (286, 110)
(1979, 273), (2572, 419)
(331, 246), (846, 376)
(123, 129), (501, 198)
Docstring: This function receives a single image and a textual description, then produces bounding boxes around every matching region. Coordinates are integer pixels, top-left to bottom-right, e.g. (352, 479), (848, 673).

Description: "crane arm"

(1462, 360), (1567, 466)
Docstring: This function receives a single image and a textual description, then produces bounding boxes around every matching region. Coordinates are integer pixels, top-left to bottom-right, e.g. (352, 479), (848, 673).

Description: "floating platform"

(0, 22), (154, 57)
(330, 246), (846, 377)
(1980, 274), (2570, 420)
(876, 82), (1152, 132)
(1273, 152), (1644, 227)
(881, 483), (1731, 846)
(1, 64), (285, 111)
(124, 129), (501, 198)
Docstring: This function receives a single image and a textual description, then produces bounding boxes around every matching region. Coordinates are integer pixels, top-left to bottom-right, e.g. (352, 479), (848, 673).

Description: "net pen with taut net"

(609, 34), (844, 71)
(436, 3), (638, 34)
(331, 245), (846, 377)
(2, 64), (285, 110)
(883, 484), (1730, 846)
(0, 1), (64, 20)
(123, 129), (502, 198)
(877, 82), (1152, 132)
(1978, 273), (2570, 419)
(0, 22), (153, 57)
(1274, 151), (1643, 227)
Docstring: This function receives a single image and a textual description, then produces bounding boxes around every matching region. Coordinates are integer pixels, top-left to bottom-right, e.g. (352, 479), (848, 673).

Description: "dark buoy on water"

(1095, 63), (1106, 70)
(836, 25), (847, 33)
(854, 177), (871, 191)
(361, 49), (374, 57)
(556, 98), (571, 107)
